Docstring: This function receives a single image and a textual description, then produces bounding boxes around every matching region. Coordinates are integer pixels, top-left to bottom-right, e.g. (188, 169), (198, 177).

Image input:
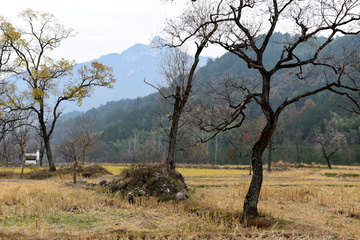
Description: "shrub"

(24, 169), (56, 180)
(0, 171), (16, 179)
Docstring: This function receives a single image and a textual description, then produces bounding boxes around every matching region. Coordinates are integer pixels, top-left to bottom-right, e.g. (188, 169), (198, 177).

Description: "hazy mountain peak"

(121, 43), (149, 63)
(64, 38), (213, 113)
(150, 36), (167, 47)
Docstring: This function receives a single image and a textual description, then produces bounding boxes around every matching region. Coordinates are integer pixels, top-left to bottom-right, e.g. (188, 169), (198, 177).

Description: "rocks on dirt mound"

(106, 164), (188, 202)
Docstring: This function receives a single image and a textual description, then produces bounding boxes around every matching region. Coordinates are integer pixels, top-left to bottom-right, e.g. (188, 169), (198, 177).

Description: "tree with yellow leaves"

(0, 15), (20, 144)
(0, 9), (116, 172)
(0, 16), (13, 111)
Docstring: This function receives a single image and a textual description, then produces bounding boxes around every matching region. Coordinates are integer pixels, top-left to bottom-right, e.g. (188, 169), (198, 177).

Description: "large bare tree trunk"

(166, 86), (181, 172)
(159, 0), (360, 222)
(39, 114), (56, 172)
(73, 160), (79, 184)
(244, 119), (277, 219)
(243, 146), (263, 218)
(44, 135), (56, 172)
(325, 157), (333, 169)
(268, 147), (272, 172)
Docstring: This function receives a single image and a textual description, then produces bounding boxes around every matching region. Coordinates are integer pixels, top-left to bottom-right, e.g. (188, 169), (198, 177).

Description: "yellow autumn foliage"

(0, 9), (116, 172)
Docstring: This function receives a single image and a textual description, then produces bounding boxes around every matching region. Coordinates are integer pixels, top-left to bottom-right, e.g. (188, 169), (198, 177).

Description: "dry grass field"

(0, 163), (359, 239)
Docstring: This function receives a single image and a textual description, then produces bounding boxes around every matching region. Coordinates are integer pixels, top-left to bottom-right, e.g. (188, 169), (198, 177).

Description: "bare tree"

(10, 111), (34, 179)
(81, 140), (107, 163)
(0, 112), (22, 143)
(225, 126), (250, 165)
(56, 115), (100, 184)
(314, 120), (347, 169)
(91, 141), (109, 162)
(122, 130), (140, 163)
(139, 133), (166, 164)
(267, 126), (283, 172)
(164, 0), (360, 218)
(213, 133), (223, 165)
(331, 40), (360, 114)
(0, 133), (17, 167)
(146, 14), (218, 171)
(293, 125), (305, 163)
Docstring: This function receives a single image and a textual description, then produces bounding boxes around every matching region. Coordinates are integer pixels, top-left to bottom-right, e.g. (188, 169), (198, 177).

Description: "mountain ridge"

(64, 37), (213, 112)
(55, 32), (360, 165)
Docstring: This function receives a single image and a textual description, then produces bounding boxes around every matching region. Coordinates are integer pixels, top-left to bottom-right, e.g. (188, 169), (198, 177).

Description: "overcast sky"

(2, 0), (226, 63)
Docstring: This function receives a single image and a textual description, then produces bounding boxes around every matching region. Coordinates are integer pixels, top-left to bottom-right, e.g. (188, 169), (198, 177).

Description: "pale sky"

(1, 0), (226, 63)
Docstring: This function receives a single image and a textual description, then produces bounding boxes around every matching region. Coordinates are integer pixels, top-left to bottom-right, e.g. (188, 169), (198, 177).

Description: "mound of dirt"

(76, 165), (113, 178)
(56, 164), (112, 178)
(271, 162), (291, 171)
(107, 164), (187, 202)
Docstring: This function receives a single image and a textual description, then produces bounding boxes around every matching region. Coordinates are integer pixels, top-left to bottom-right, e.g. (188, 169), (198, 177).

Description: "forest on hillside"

(39, 33), (360, 167)
(2, 32), (360, 167)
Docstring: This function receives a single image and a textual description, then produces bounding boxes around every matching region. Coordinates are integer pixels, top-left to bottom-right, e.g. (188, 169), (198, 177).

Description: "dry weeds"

(0, 164), (359, 239)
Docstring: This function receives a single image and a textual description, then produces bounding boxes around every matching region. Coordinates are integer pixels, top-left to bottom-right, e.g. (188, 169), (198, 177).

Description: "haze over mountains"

(64, 37), (213, 112)
(53, 32), (360, 166)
